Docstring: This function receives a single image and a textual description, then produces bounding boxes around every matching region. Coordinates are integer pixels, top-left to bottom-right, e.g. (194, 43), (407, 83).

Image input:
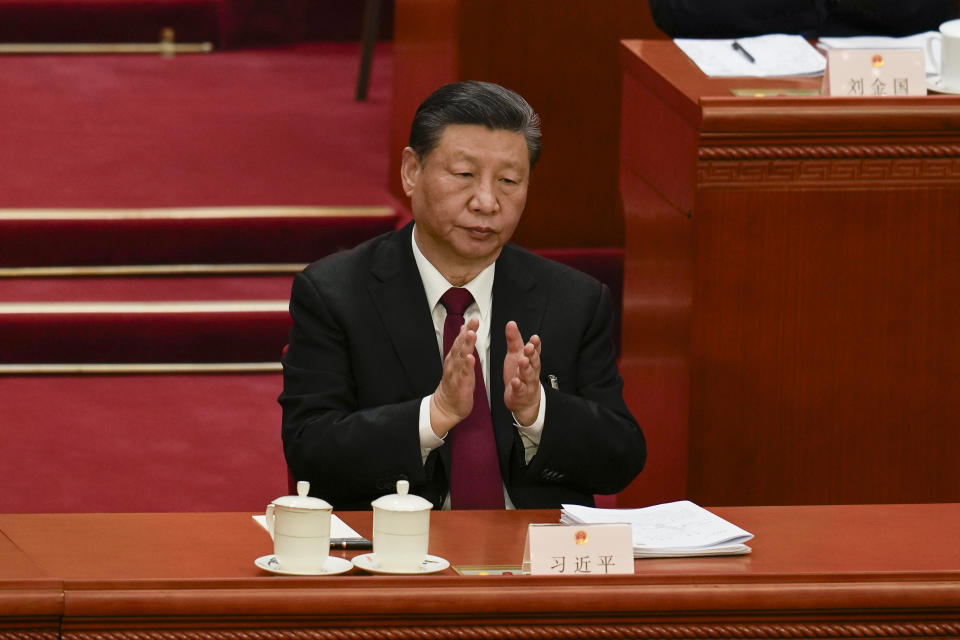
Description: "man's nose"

(469, 179), (499, 214)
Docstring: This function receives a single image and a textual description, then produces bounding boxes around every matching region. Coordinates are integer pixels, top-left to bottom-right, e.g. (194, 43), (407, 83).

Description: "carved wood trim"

(697, 157), (960, 187)
(699, 144), (960, 160)
(62, 620), (960, 640)
(0, 632), (58, 640)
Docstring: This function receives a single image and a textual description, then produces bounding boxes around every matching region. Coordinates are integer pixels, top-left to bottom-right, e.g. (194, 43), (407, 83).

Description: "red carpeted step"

(0, 0), (393, 49)
(0, 207), (399, 268)
(1, 302), (290, 364)
(0, 274), (293, 302)
(0, 274), (292, 364)
(0, 43), (397, 210)
(0, 0), (223, 44)
(0, 207), (399, 365)
(0, 248), (622, 365)
(0, 207), (402, 365)
(1, 372), (287, 513)
(220, 0), (395, 48)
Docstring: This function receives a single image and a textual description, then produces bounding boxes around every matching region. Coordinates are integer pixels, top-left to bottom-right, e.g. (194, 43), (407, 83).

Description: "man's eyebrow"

(447, 150), (527, 172)
(448, 150), (478, 163)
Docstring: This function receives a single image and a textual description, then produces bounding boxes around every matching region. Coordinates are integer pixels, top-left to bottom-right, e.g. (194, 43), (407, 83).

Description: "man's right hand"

(429, 317), (479, 438)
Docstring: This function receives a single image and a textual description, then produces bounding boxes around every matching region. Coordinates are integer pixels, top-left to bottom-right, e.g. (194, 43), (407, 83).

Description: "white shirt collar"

(411, 224), (495, 318)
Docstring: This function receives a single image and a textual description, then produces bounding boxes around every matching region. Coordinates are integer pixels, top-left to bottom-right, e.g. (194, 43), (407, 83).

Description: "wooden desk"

(617, 39), (960, 508)
(0, 528), (60, 640)
(1, 505), (959, 639)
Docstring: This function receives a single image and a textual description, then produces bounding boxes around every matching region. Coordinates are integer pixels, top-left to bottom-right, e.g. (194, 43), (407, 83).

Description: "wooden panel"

(616, 69), (695, 508)
(690, 187), (960, 505)
(388, 0), (459, 204)
(619, 39), (960, 506)
(391, 1), (667, 249)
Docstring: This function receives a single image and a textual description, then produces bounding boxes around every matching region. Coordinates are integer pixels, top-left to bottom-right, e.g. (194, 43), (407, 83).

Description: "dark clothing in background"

(650, 0), (959, 39)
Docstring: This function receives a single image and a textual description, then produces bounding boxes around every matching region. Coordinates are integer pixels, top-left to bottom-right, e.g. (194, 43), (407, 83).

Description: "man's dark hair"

(408, 81), (542, 167)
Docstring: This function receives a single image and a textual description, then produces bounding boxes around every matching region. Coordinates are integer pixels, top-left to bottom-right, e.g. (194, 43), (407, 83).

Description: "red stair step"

(1, 372), (286, 513)
(0, 0), (223, 44)
(0, 207), (399, 268)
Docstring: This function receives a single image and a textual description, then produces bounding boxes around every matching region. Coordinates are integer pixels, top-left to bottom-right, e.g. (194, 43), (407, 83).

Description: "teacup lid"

(271, 481), (332, 510)
(371, 480), (433, 512)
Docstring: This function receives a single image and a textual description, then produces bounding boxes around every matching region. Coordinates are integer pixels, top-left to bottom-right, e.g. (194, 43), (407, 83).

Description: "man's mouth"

(464, 226), (495, 239)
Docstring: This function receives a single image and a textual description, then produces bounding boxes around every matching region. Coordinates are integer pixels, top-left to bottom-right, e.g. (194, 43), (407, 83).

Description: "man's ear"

(400, 147), (421, 197)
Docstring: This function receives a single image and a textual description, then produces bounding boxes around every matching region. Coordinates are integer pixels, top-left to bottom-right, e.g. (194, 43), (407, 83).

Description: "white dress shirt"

(411, 227), (545, 509)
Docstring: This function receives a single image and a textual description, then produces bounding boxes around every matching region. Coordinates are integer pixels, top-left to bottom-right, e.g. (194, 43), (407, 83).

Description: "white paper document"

(561, 500), (753, 558)
(675, 34), (826, 78)
(818, 32), (938, 75)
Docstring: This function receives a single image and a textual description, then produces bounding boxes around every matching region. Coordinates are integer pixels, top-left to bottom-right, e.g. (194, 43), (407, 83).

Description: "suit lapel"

(367, 225), (442, 397)
(491, 245), (546, 479)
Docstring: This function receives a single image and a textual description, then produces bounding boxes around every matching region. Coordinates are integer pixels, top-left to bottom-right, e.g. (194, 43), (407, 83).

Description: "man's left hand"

(503, 320), (541, 426)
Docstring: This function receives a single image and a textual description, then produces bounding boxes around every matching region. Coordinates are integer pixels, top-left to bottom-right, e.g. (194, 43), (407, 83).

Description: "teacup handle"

(927, 33), (943, 74)
(265, 503), (276, 540)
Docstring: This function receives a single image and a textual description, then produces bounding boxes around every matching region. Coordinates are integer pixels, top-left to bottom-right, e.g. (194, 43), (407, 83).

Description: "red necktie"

(439, 287), (504, 509)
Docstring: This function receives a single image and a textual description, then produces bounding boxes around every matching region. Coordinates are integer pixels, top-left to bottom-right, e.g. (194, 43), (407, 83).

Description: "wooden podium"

(2, 507), (960, 640)
(617, 40), (960, 508)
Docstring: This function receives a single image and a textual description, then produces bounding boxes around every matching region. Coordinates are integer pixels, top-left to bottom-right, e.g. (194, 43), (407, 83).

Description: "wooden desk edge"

(619, 38), (960, 135)
(57, 577), (960, 618)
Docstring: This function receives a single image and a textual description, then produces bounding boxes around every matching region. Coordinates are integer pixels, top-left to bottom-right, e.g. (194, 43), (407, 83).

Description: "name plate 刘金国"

(822, 48), (926, 96)
(521, 523), (634, 575)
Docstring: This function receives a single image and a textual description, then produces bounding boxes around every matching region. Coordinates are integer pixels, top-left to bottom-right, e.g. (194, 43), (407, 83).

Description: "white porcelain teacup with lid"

(371, 480), (433, 571)
(928, 19), (960, 91)
(265, 480), (332, 574)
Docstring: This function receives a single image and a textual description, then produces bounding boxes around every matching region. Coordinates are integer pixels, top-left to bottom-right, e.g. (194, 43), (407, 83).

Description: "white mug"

(371, 480), (433, 572)
(927, 19), (960, 91)
(265, 481), (332, 574)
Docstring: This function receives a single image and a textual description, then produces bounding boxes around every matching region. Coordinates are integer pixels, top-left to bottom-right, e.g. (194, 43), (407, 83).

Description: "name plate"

(822, 48), (926, 96)
(521, 523), (634, 575)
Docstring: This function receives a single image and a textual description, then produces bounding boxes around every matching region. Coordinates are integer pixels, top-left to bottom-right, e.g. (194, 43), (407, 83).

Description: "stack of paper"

(561, 500), (753, 558)
(675, 33), (826, 78)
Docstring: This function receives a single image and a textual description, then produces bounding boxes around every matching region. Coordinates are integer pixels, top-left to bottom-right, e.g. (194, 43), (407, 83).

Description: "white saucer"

(255, 554), (354, 576)
(927, 77), (960, 94)
(351, 553), (450, 575)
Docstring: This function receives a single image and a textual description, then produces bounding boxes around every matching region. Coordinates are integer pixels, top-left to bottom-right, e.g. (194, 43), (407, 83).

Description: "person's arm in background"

(649, 0), (820, 39)
(650, 0), (959, 40)
(826, 0), (959, 37)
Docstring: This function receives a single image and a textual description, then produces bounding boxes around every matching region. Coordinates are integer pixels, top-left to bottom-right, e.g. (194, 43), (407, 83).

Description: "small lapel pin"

(548, 375), (559, 390)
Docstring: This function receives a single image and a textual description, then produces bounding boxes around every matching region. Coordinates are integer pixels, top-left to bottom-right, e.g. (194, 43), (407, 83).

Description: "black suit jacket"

(279, 223), (646, 509)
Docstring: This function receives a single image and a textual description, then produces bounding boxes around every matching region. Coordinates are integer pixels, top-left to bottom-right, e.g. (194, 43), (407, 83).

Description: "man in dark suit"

(280, 81), (646, 510)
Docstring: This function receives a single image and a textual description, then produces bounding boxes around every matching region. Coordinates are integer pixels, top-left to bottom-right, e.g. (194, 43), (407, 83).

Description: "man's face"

(401, 124), (530, 278)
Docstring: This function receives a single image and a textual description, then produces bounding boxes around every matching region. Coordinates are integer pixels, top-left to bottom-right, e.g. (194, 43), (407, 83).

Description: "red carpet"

(0, 0), (393, 47)
(1, 373), (287, 513)
(0, 249), (622, 364)
(0, 42), (400, 210)
(0, 0), (221, 44)
(0, 274), (293, 362)
(0, 208), (398, 267)
(0, 274), (292, 302)
(0, 41), (402, 512)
